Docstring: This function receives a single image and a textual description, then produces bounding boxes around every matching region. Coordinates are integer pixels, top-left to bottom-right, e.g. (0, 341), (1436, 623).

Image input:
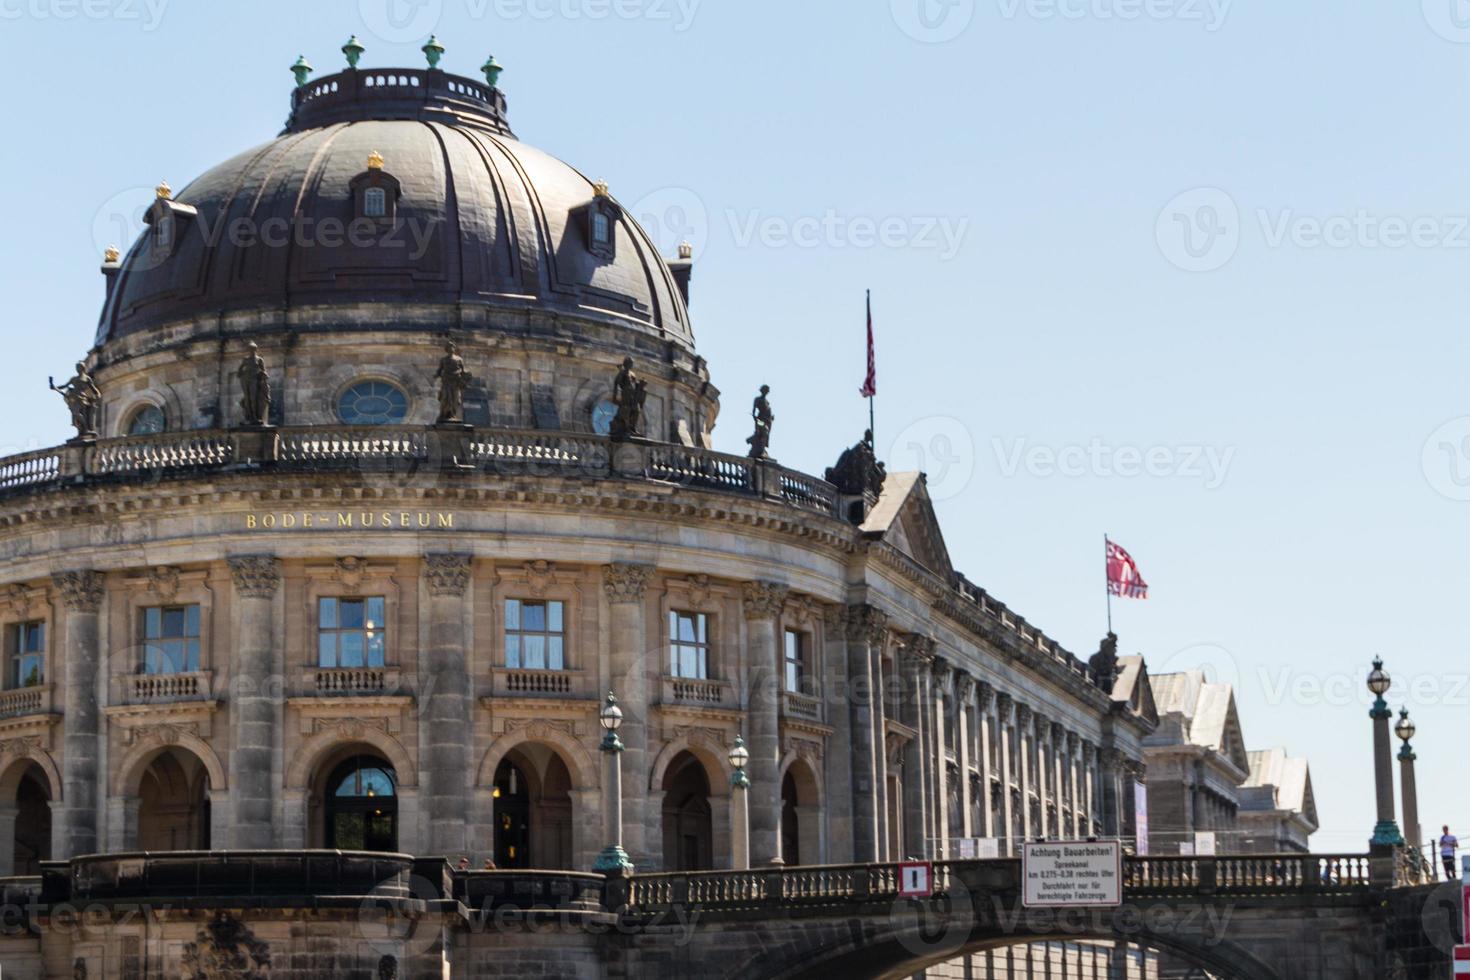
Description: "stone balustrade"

(124, 671), (211, 703)
(0, 684), (51, 719)
(661, 675), (731, 708)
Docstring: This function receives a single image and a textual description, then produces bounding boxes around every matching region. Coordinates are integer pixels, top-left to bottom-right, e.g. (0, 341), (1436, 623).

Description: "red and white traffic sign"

(898, 862), (934, 898)
(1452, 945), (1470, 977)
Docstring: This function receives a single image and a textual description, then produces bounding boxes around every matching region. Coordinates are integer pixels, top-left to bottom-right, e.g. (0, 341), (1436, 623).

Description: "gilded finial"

(103, 245), (120, 263)
(422, 35), (445, 69)
(481, 54), (503, 88)
(592, 179), (609, 198)
(342, 35), (365, 69)
(290, 54), (313, 88)
(678, 241), (693, 260)
(155, 180), (172, 200)
(366, 150), (384, 171)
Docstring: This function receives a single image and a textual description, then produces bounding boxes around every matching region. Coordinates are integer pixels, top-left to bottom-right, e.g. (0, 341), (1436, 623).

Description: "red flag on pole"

(859, 291), (876, 398)
(1106, 539), (1149, 599)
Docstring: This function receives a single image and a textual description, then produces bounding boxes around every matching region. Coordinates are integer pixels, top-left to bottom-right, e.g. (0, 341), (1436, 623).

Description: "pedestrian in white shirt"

(1440, 825), (1459, 881)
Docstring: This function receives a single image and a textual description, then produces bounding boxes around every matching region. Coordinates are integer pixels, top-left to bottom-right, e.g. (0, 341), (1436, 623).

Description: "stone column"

(53, 570), (103, 858)
(898, 636), (933, 859)
(1066, 732), (1082, 838)
(422, 554), (472, 857)
(602, 564), (653, 861)
(845, 605), (887, 863)
(1058, 725), (1070, 840)
(996, 694), (1014, 855)
(1099, 747), (1121, 838)
(1017, 705), (1034, 840)
(226, 556), (281, 849)
(977, 683), (995, 839)
(1398, 739), (1421, 850)
(820, 607), (855, 863)
(741, 581), (788, 866)
(956, 675), (975, 839)
(929, 657), (951, 855)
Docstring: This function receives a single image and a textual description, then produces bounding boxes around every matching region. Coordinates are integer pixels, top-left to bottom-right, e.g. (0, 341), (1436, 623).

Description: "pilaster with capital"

(955, 674), (975, 839)
(226, 555), (281, 848)
(602, 563), (652, 860)
(897, 635), (934, 857)
(975, 682), (995, 838)
(422, 554), (472, 855)
(843, 604), (887, 861)
(741, 581), (788, 865)
(819, 604), (855, 862)
(996, 693), (1016, 852)
(53, 570), (103, 857)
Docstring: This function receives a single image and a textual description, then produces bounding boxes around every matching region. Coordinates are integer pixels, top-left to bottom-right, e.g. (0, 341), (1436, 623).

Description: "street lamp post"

(594, 692), (634, 874)
(1366, 658), (1404, 847)
(729, 735), (751, 870)
(1394, 708), (1421, 851)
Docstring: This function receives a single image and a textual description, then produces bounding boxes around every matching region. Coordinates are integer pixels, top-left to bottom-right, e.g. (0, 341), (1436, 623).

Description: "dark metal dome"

(95, 66), (693, 353)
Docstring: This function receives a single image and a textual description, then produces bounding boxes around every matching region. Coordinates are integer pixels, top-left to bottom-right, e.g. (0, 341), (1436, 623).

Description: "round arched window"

(337, 381), (408, 425)
(126, 404), (166, 435)
(591, 398), (616, 436)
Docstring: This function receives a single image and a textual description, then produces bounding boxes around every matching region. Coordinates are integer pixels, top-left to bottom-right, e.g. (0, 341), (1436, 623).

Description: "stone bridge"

(0, 851), (1457, 978)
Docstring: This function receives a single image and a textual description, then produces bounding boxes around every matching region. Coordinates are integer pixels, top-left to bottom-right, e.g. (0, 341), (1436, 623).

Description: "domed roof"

(96, 66), (693, 352)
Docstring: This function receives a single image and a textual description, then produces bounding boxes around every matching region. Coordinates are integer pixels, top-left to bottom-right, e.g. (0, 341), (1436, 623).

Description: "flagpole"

(1104, 533), (1113, 634)
(867, 289), (875, 445)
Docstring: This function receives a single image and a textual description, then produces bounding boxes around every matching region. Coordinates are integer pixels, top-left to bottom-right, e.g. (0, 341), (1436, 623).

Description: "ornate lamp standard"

(1366, 659), (1404, 847)
(1394, 708), (1421, 851)
(594, 692), (634, 874)
(728, 735), (751, 870)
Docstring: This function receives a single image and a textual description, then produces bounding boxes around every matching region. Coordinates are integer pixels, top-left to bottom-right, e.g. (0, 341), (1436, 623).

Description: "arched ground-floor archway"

(491, 745), (574, 869)
(779, 755), (823, 867)
(307, 746), (400, 852)
(661, 751), (714, 871)
(0, 758), (55, 875)
(138, 747), (211, 851)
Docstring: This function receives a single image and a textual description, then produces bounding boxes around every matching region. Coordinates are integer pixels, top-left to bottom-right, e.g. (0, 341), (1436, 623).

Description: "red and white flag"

(859, 290), (876, 398)
(1106, 539), (1149, 599)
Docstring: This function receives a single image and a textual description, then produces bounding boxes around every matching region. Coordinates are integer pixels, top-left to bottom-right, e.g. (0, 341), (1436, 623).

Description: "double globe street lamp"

(594, 692), (634, 874)
(729, 734), (751, 870)
(1366, 658), (1405, 848)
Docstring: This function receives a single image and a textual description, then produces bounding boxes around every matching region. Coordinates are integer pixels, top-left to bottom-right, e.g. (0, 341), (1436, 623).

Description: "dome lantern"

(290, 54), (313, 88)
(342, 35), (365, 69)
(422, 35), (445, 69)
(481, 54), (503, 88)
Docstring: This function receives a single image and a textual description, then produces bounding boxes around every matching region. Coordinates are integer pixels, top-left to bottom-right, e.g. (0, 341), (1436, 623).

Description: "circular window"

(337, 381), (408, 425)
(126, 404), (166, 436)
(591, 398), (616, 436)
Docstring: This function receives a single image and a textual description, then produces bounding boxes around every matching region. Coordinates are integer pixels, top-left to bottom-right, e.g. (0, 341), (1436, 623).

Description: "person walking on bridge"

(1440, 825), (1459, 881)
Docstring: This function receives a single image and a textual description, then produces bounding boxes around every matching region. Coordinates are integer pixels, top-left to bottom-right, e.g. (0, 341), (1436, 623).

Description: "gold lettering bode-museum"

(243, 511), (456, 529)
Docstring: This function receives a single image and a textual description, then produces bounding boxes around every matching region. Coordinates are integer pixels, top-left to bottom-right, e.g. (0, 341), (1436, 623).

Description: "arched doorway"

(781, 772), (800, 867)
(137, 748), (210, 851)
(781, 757), (822, 866)
(492, 746), (573, 869)
(324, 755), (397, 852)
(12, 765), (50, 874)
(661, 751), (712, 871)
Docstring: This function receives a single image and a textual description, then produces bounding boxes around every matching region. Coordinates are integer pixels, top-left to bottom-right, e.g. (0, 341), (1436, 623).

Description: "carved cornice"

(423, 553), (471, 596)
(602, 563), (652, 603)
(741, 581), (789, 620)
(52, 570), (103, 612)
(956, 674), (976, 702)
(1016, 703), (1033, 728)
(227, 556), (280, 598)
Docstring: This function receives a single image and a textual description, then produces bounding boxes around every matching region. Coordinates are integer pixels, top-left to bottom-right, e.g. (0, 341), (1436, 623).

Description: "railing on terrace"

(0, 684), (51, 718)
(490, 667), (592, 700)
(306, 667), (397, 696)
(125, 672), (212, 703)
(623, 855), (1379, 916)
(661, 675), (731, 708)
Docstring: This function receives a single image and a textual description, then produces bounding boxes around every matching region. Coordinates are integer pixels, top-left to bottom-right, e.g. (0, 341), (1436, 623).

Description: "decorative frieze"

(227, 556), (280, 599)
(602, 563), (652, 603)
(423, 553), (471, 596)
(741, 581), (789, 620)
(52, 570), (103, 612)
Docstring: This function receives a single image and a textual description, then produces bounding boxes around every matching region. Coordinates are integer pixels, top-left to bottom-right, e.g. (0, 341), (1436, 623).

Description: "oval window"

(591, 398), (616, 436)
(337, 381), (409, 425)
(127, 404), (166, 435)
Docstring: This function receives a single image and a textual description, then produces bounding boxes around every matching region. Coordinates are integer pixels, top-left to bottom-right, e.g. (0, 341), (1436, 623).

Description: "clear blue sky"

(2, 0), (1467, 855)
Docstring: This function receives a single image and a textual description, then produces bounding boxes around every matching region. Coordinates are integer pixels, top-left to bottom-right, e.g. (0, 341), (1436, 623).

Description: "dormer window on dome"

(577, 179), (621, 261)
(351, 151), (400, 224)
(143, 180), (197, 261)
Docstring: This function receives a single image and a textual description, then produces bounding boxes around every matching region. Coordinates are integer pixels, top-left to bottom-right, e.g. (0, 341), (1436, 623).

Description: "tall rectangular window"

(363, 187), (387, 218)
(318, 597), (386, 669)
(669, 610), (709, 680)
(7, 622), (43, 688)
(783, 629), (808, 693)
(142, 605), (201, 674)
(505, 599), (565, 670)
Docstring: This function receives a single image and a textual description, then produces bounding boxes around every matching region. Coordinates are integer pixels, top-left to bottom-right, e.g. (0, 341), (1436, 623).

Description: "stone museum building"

(0, 46), (1327, 979)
